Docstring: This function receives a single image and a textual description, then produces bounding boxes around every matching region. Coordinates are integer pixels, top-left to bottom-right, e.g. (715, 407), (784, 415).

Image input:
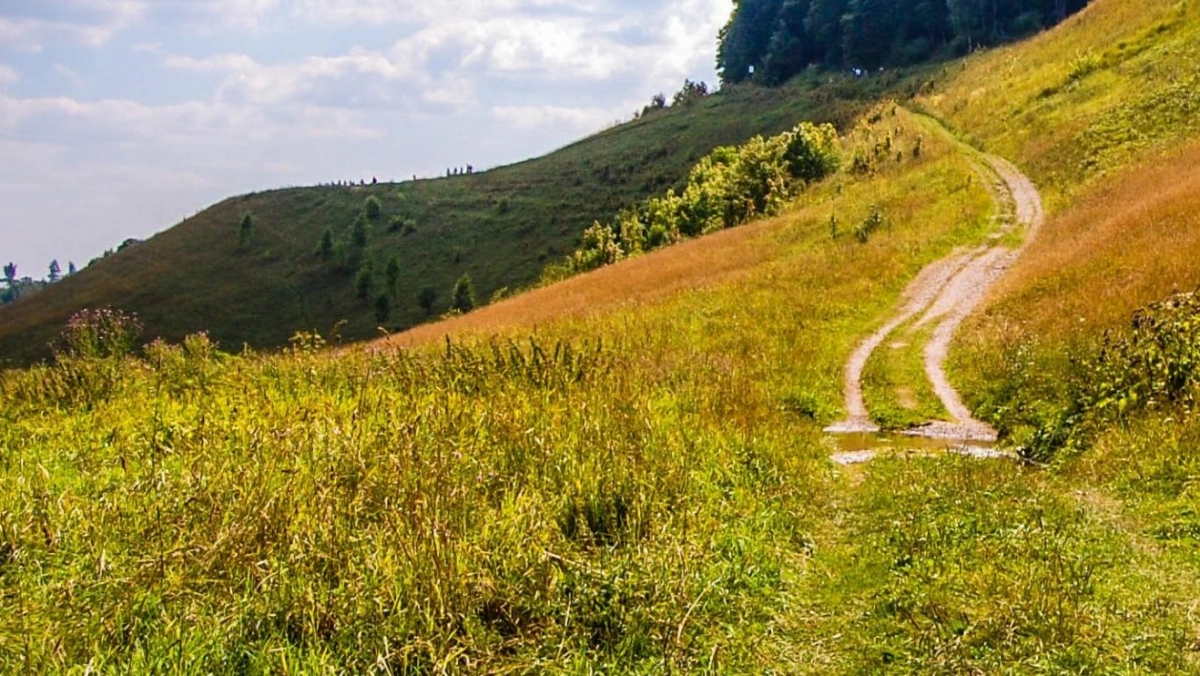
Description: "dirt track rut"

(825, 147), (1045, 443)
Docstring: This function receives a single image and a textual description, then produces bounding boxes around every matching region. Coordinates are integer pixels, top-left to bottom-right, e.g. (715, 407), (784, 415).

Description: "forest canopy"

(717, 0), (1091, 85)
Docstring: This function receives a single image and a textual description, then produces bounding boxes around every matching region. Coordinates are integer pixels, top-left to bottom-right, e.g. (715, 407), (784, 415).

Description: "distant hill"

(0, 73), (917, 365)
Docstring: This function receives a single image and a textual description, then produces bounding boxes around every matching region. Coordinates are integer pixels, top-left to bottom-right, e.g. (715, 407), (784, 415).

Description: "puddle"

(827, 430), (1015, 464)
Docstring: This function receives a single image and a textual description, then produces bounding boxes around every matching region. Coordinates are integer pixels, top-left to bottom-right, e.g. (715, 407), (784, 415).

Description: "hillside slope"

(0, 75), (907, 366)
(7, 0), (1200, 669)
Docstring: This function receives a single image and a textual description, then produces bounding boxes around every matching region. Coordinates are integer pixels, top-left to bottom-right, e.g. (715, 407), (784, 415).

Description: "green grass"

(3, 100), (1198, 671)
(5, 0), (1200, 670)
(0, 73), (922, 367)
(0, 107), (1018, 672)
(862, 320), (947, 430)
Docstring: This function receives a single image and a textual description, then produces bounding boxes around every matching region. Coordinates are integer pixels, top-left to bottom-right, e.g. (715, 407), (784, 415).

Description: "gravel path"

(825, 148), (1045, 443)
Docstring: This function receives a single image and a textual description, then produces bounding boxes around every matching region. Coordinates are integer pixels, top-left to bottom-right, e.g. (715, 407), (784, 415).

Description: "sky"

(0, 0), (730, 279)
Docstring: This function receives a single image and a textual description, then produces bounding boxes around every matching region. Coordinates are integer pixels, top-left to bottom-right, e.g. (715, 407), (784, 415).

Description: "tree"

(418, 286), (437, 314)
(842, 0), (899, 68)
(804, 0), (849, 65)
(761, 0), (814, 84)
(238, 213), (255, 248)
(672, 80), (710, 107)
(351, 215), (369, 248)
(374, 293), (390, 323)
(717, 0), (785, 84)
(451, 274), (476, 313)
(364, 195), (382, 220)
(318, 228), (334, 260)
(3, 262), (16, 287)
(48, 259), (61, 283)
(355, 259), (374, 299)
(385, 256), (400, 293)
(67, 261), (77, 276)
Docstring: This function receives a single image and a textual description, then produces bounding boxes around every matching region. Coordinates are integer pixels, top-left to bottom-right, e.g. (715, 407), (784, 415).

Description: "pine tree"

(451, 274), (476, 313)
(238, 213), (255, 248)
(318, 228), (334, 260)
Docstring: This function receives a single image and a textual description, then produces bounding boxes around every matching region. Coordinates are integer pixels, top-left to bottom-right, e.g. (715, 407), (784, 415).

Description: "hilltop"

(0, 73), (910, 366)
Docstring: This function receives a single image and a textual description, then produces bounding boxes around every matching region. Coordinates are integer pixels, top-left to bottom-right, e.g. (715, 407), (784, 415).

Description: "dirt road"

(825, 148), (1045, 443)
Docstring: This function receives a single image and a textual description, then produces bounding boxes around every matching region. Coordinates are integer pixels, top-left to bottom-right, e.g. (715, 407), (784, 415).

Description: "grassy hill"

(0, 74), (910, 366)
(4, 0), (1200, 671)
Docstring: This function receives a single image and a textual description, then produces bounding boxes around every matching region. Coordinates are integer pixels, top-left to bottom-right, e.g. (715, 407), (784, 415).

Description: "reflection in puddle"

(828, 431), (1015, 465)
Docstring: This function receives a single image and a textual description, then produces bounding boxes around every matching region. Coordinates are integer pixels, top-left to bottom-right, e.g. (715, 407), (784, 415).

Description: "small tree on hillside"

(355, 259), (374, 299)
(318, 228), (334, 260)
(3, 262), (15, 286)
(451, 274), (476, 313)
(364, 195), (382, 220)
(385, 255), (400, 293)
(418, 286), (437, 314)
(48, 259), (61, 283)
(67, 261), (77, 276)
(643, 93), (668, 116)
(351, 215), (369, 248)
(238, 213), (255, 248)
(374, 293), (390, 323)
(672, 79), (710, 107)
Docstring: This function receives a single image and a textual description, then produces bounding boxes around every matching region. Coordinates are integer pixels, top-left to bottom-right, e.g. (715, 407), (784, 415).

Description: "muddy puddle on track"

(827, 430), (1015, 465)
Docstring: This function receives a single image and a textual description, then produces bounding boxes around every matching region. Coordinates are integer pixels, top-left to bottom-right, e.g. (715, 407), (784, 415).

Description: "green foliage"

(853, 205), (887, 243)
(974, 292), (1200, 461)
(671, 79), (710, 107)
(374, 293), (391, 323)
(238, 212), (254, 248)
(363, 195), (382, 220)
(385, 256), (400, 293)
(717, 0), (1091, 85)
(53, 307), (142, 361)
(354, 260), (374, 299)
(1067, 49), (1103, 82)
(417, 286), (437, 314)
(452, 274), (476, 313)
(1080, 291), (1200, 419)
(317, 228), (334, 260)
(350, 214), (368, 248)
(561, 122), (840, 274)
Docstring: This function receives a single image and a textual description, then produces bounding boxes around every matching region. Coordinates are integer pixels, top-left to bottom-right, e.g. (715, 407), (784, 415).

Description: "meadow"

(4, 0), (1200, 670)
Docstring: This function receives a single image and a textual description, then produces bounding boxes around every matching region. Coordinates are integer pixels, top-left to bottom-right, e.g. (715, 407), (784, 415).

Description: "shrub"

(53, 307), (142, 360)
(374, 293), (391, 323)
(351, 215), (369, 248)
(418, 286), (438, 314)
(556, 120), (841, 276)
(318, 228), (334, 260)
(385, 256), (400, 292)
(784, 122), (841, 183)
(1081, 290), (1200, 418)
(854, 206), (886, 243)
(238, 213), (254, 248)
(364, 195), (382, 220)
(355, 260), (374, 299)
(452, 274), (476, 313)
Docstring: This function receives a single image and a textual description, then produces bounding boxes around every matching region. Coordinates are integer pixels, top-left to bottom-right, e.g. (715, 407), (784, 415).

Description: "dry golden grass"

(984, 142), (1200, 338)
(378, 214), (778, 349)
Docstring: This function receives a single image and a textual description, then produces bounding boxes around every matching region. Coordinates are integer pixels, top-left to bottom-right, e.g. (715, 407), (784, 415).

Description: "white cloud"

(491, 104), (628, 132)
(0, 94), (378, 143)
(0, 65), (19, 87)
